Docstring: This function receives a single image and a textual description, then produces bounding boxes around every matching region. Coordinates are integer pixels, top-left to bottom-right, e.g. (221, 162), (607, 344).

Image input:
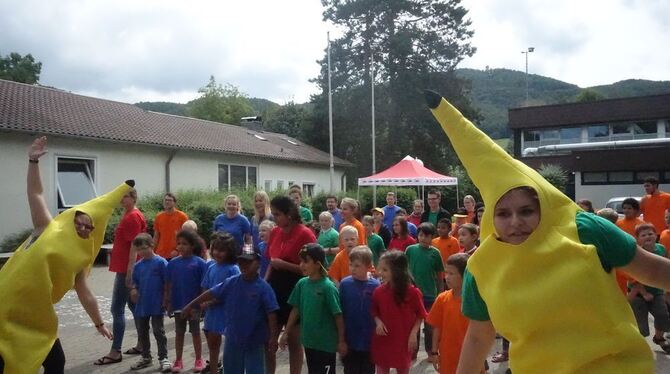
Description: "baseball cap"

(237, 244), (261, 261)
(453, 207), (468, 218)
(300, 243), (326, 264)
(371, 207), (384, 215)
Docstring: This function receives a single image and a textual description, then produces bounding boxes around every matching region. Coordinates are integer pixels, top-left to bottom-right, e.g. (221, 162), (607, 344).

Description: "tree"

(310, 0), (478, 187)
(537, 163), (568, 193)
(575, 88), (605, 103)
(0, 52), (42, 84)
(187, 76), (253, 125)
(264, 102), (312, 139)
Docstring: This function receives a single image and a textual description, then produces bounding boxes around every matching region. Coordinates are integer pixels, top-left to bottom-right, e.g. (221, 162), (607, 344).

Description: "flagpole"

(328, 32), (335, 193)
(371, 51), (377, 206)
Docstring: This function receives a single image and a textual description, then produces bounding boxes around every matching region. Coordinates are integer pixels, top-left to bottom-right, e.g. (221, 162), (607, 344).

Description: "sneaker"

(159, 358), (172, 372)
(131, 357), (153, 370)
(193, 358), (206, 372)
(171, 359), (183, 373)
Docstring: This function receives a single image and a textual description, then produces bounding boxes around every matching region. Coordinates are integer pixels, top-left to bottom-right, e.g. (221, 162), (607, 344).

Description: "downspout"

(165, 150), (177, 192)
(341, 172), (347, 193)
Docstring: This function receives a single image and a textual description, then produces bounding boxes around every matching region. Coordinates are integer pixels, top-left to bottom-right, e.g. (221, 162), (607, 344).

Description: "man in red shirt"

(153, 193), (188, 259)
(640, 177), (670, 234)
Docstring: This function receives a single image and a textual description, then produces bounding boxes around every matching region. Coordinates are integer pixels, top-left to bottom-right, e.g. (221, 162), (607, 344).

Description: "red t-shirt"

(109, 208), (147, 273)
(371, 284), (427, 369)
(266, 224), (316, 264)
(388, 235), (416, 252)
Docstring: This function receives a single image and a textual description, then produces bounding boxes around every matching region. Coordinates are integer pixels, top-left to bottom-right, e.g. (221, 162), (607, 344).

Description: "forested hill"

(135, 97), (279, 119)
(456, 68), (670, 138)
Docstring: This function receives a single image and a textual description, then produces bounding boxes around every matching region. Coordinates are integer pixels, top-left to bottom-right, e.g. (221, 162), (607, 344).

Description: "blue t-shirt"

(339, 276), (381, 351)
(167, 255), (208, 310)
(201, 262), (240, 333)
(210, 274), (279, 348)
(133, 255), (168, 317)
(213, 213), (252, 250)
(258, 242), (270, 278)
(382, 205), (401, 229)
(329, 208), (344, 232)
(251, 214), (273, 251)
(407, 222), (418, 238)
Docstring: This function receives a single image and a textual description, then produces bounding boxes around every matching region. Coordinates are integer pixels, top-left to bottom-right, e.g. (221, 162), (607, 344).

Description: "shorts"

(175, 309), (201, 334)
(631, 293), (670, 336)
(304, 347), (336, 374)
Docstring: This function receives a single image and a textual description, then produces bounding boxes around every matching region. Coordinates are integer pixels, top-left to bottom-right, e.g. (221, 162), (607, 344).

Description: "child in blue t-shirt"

(129, 233), (171, 371)
(200, 232), (240, 372)
(339, 246), (380, 374)
(182, 247), (279, 374)
(167, 230), (209, 372)
(257, 220), (275, 278)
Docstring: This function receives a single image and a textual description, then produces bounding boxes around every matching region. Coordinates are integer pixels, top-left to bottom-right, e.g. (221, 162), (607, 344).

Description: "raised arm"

(27, 136), (52, 233)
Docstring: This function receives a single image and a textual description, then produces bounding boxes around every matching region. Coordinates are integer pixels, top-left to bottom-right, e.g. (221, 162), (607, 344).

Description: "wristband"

(95, 322), (105, 328)
(429, 351), (439, 356)
(29, 159), (39, 164)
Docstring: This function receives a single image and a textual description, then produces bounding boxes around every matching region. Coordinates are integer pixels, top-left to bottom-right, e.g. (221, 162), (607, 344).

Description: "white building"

(0, 79), (351, 242)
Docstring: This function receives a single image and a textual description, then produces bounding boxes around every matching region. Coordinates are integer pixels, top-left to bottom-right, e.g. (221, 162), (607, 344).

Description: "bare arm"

(621, 246), (670, 291)
(182, 289), (215, 318)
(429, 327), (442, 370)
(270, 258), (302, 275)
(125, 245), (138, 287)
(456, 320), (496, 374)
(267, 312), (279, 353)
(27, 137), (52, 233)
(335, 314), (347, 356)
(74, 271), (113, 339)
(279, 307), (300, 349)
(408, 317), (422, 352)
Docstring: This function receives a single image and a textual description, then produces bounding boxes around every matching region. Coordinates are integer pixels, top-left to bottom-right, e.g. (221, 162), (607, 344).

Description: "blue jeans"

(223, 342), (265, 374)
(111, 272), (137, 351)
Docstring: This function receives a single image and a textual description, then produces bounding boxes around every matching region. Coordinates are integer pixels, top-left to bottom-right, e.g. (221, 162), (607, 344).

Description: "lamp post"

(521, 47), (535, 105)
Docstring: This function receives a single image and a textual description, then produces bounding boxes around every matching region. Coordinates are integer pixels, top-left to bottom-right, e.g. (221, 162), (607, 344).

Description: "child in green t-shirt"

(362, 215), (386, 267)
(318, 211), (340, 267)
(280, 243), (347, 373)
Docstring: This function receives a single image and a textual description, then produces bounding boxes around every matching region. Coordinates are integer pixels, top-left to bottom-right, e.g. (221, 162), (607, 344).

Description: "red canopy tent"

(358, 155), (459, 203)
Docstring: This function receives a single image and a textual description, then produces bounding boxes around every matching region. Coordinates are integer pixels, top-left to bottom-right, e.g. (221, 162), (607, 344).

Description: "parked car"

(605, 196), (642, 217)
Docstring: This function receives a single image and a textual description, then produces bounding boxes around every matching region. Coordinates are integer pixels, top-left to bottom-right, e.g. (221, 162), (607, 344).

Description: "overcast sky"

(1, 0), (668, 104)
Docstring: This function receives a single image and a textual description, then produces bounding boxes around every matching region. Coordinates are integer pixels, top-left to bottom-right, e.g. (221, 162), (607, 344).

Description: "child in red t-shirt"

(388, 216), (416, 252)
(371, 251), (427, 374)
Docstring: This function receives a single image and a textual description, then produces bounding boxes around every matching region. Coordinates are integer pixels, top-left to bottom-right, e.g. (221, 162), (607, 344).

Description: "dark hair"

(380, 250), (412, 305)
(644, 176), (659, 186)
(271, 195), (301, 223)
(446, 253), (469, 276)
(393, 216), (409, 237)
(459, 223), (479, 236)
(210, 232), (237, 264)
(396, 208), (408, 216)
(132, 232), (154, 248)
(635, 222), (657, 236)
(577, 199), (594, 213)
(349, 246), (373, 266)
(164, 192), (177, 203)
(176, 229), (204, 257)
(473, 206), (485, 226)
(437, 217), (452, 226)
(417, 222), (436, 237)
(622, 197), (640, 211)
(427, 189), (441, 199)
(326, 195), (338, 203)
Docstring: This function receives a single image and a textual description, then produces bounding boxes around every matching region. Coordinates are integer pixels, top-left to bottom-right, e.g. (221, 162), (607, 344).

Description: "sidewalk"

(54, 266), (670, 373)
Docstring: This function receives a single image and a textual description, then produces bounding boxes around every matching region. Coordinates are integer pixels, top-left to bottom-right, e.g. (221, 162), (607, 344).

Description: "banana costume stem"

(0, 180), (134, 374)
(425, 91), (652, 373)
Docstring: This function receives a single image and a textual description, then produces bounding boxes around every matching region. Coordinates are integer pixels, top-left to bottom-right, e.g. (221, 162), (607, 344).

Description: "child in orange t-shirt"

(427, 253), (483, 374)
(328, 225), (361, 286)
(431, 218), (460, 266)
(615, 198), (645, 237)
(660, 211), (670, 259)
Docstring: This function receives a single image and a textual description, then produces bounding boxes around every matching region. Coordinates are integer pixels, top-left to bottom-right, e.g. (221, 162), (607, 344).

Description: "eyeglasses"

(75, 221), (95, 231)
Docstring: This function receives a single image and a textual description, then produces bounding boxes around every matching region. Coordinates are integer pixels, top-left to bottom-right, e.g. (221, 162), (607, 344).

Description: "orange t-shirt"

(640, 192), (670, 234)
(426, 289), (469, 374)
(615, 217), (645, 237)
(432, 236), (461, 264)
(328, 248), (375, 282)
(660, 229), (670, 258)
(154, 209), (189, 258)
(339, 219), (367, 251)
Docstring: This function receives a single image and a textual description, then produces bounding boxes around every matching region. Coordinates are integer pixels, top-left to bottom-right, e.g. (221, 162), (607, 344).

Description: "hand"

(270, 258), (287, 271)
(278, 332), (289, 350)
(96, 324), (113, 340)
(375, 320), (388, 336)
(170, 250), (178, 258)
(337, 341), (348, 357)
(125, 273), (133, 289)
(200, 301), (213, 310)
(408, 334), (418, 352)
(129, 289), (139, 304)
(181, 306), (192, 319)
(28, 136), (48, 160)
(427, 354), (440, 371)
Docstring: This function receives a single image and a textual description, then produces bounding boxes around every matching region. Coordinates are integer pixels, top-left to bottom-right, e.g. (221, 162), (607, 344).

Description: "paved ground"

(51, 265), (670, 373)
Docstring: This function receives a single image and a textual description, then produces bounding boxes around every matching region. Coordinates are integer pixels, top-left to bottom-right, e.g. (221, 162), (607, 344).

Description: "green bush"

(0, 228), (33, 253)
(538, 163), (568, 193)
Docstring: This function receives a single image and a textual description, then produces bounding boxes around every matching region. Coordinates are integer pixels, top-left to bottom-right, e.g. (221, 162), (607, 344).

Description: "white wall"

(0, 132), (346, 242)
(574, 171), (670, 209)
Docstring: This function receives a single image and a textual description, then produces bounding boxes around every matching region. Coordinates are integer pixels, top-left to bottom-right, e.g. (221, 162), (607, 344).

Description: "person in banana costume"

(0, 137), (134, 374)
(424, 91), (670, 373)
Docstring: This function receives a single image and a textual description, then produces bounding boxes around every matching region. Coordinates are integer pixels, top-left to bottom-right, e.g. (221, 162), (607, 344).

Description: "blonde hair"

(259, 220), (276, 231)
(224, 194), (240, 207)
(319, 211), (334, 222)
(463, 195), (475, 205)
(596, 208), (618, 224)
(340, 225), (358, 238)
(340, 197), (359, 212)
(182, 220), (198, 231)
(253, 190), (271, 223)
(362, 215), (375, 226)
(349, 246), (373, 266)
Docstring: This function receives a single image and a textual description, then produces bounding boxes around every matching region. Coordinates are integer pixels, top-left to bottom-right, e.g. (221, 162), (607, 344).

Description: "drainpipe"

(165, 150), (177, 192)
(341, 172), (347, 193)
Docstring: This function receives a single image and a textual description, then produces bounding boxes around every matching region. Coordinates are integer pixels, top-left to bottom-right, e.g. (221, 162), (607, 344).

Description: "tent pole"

(456, 184), (460, 211)
(357, 185), (360, 202)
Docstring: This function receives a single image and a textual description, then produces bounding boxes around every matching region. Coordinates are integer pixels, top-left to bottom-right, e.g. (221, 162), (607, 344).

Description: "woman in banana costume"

(0, 137), (134, 374)
(424, 91), (670, 373)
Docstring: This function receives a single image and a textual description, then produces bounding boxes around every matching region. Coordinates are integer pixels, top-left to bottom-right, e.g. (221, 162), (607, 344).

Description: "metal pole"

(328, 32), (335, 193)
(525, 51), (529, 104)
(371, 51), (377, 206)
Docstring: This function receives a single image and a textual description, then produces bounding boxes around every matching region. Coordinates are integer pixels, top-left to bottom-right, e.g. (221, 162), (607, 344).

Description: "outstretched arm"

(74, 270), (113, 340)
(622, 246), (670, 291)
(27, 136), (52, 233)
(456, 320), (496, 374)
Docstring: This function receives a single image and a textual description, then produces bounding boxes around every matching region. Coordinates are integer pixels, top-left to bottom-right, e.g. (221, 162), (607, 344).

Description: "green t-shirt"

(405, 244), (445, 298)
(367, 233), (386, 266)
(318, 228), (340, 267)
(636, 243), (666, 295)
(428, 212), (439, 226)
(287, 276), (342, 352)
(462, 211), (638, 321)
(299, 206), (313, 224)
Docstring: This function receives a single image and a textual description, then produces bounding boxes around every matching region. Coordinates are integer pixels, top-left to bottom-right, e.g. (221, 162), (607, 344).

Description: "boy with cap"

(182, 247), (279, 374)
(280, 243), (347, 374)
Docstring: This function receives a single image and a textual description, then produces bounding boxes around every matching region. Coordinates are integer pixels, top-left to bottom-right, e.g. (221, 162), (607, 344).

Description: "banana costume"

(424, 91), (652, 373)
(0, 180), (134, 374)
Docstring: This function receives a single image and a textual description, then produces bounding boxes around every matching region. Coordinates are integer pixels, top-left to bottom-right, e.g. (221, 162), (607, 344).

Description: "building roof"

(508, 93), (670, 129)
(0, 79), (352, 167)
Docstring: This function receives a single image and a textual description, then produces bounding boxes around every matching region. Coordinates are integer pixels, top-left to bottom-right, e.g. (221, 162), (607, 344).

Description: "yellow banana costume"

(0, 180), (134, 374)
(424, 91), (651, 373)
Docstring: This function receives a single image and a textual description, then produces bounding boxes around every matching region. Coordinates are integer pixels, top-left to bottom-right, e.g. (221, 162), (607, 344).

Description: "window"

(523, 130), (541, 148)
(218, 164), (258, 191)
(611, 123), (632, 140)
(582, 172), (607, 184)
(587, 125), (609, 142)
(276, 180), (284, 190)
(540, 129), (560, 145)
(57, 157), (96, 209)
(302, 183), (315, 198)
(559, 127), (581, 144)
(264, 180), (272, 191)
(663, 171), (670, 183)
(608, 171), (634, 183)
(632, 121), (657, 139)
(666, 121), (670, 137)
(635, 171), (659, 183)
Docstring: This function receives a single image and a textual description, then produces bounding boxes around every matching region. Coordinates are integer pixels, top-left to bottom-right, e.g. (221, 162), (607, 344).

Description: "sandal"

(491, 351), (509, 363)
(94, 355), (122, 365)
(125, 347), (142, 355)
